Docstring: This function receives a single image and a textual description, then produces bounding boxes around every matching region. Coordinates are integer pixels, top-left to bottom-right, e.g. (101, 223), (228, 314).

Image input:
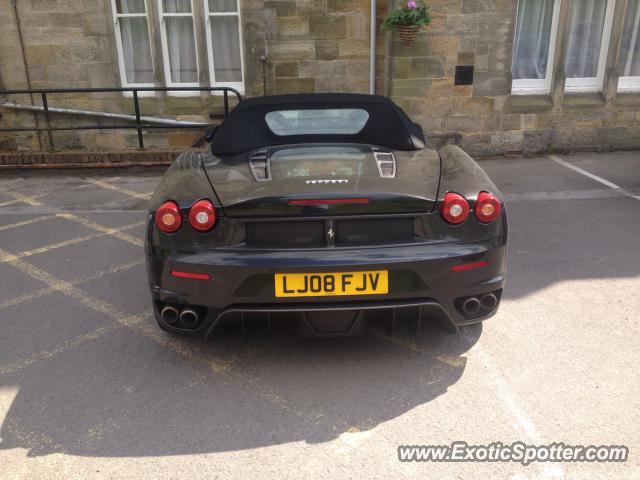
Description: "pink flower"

(407, 0), (418, 8)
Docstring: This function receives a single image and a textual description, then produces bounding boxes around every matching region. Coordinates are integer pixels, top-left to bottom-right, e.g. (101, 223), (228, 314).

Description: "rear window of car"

(269, 146), (376, 179)
(265, 109), (370, 136)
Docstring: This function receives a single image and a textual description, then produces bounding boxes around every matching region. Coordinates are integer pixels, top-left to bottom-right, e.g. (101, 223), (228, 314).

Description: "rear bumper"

(146, 238), (507, 337)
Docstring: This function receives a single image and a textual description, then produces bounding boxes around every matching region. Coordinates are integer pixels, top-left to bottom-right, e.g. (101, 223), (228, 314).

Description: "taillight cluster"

(440, 191), (501, 225)
(155, 199), (217, 233)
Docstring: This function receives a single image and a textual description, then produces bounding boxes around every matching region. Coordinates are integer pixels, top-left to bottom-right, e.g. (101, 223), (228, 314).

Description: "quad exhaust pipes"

(179, 308), (199, 328)
(462, 297), (482, 316)
(160, 306), (180, 324)
(461, 293), (499, 317)
(160, 305), (200, 328)
(481, 293), (498, 310)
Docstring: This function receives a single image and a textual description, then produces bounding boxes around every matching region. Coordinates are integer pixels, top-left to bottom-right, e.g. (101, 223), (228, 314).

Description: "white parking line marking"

(0, 259), (144, 311)
(0, 323), (124, 376)
(57, 214), (145, 247)
(0, 221), (143, 264)
(0, 215), (54, 232)
(84, 178), (152, 201)
(0, 194), (47, 208)
(470, 342), (564, 479)
(0, 189), (44, 207)
(550, 155), (640, 201)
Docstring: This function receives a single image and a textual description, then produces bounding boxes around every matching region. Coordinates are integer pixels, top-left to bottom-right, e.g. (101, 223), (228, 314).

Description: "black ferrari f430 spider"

(145, 94), (507, 338)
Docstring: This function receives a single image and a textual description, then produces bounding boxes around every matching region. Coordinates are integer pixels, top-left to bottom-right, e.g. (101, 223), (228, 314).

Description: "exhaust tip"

(462, 297), (481, 316)
(179, 309), (199, 329)
(160, 305), (180, 325)
(481, 293), (498, 311)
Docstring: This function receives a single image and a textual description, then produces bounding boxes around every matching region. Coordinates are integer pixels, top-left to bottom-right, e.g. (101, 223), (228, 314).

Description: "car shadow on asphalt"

(0, 319), (481, 457)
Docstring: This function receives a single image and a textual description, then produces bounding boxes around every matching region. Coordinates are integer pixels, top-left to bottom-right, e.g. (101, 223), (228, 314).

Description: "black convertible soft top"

(210, 93), (426, 155)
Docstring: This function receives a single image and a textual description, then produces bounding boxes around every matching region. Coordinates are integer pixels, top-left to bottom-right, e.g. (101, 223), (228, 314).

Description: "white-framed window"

(111, 0), (155, 87)
(512, 0), (562, 95)
(158, 0), (200, 92)
(564, 0), (616, 93)
(617, 0), (640, 91)
(205, 0), (245, 93)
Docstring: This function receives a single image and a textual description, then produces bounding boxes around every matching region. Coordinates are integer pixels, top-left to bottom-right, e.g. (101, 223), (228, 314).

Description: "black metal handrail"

(0, 86), (243, 150)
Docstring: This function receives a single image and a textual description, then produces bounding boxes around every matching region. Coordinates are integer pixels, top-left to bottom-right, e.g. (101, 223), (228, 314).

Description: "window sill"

(121, 90), (157, 98)
(166, 89), (203, 97)
(510, 88), (551, 96)
(614, 91), (640, 107)
(617, 87), (640, 93)
(562, 92), (606, 108)
(505, 94), (553, 113)
(564, 84), (603, 94)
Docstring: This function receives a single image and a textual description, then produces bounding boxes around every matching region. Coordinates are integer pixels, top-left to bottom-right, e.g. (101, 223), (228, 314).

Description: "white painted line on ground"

(0, 215), (55, 232)
(0, 194), (47, 208)
(57, 214), (145, 247)
(550, 155), (640, 201)
(469, 340), (564, 479)
(84, 178), (152, 201)
(0, 259), (144, 311)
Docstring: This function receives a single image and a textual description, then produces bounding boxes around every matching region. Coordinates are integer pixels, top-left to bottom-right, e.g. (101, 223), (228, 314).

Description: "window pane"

(162, 0), (192, 13)
(116, 0), (146, 14)
(210, 16), (242, 82)
(265, 109), (370, 136)
(565, 0), (608, 78)
(209, 0), (237, 12)
(269, 147), (370, 179)
(512, 0), (555, 80)
(165, 17), (198, 83)
(618, 0), (640, 77)
(119, 17), (154, 83)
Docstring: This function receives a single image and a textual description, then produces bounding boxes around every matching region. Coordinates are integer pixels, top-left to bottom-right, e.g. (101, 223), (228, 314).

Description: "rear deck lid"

(203, 144), (441, 217)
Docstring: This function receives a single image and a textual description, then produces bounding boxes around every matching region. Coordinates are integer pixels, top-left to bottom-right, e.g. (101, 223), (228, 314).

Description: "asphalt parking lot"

(0, 151), (639, 479)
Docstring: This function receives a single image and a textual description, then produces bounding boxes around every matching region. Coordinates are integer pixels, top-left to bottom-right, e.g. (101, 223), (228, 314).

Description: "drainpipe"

(369, 0), (376, 95)
(9, 0), (43, 150)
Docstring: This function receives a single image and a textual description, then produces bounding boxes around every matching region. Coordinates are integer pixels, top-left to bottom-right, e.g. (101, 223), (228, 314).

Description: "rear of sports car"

(145, 95), (507, 338)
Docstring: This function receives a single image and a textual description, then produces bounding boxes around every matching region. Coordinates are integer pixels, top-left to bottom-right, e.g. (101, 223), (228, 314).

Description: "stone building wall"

(1, 0), (639, 155)
(384, 0), (640, 156)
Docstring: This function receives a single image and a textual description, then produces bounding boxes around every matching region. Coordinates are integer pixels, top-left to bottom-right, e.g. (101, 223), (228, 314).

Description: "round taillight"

(441, 192), (470, 224)
(189, 199), (217, 232)
(155, 201), (182, 233)
(474, 191), (501, 224)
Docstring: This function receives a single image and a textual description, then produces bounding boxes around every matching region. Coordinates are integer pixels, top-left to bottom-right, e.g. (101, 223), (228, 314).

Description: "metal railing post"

(0, 86), (243, 150)
(132, 89), (144, 149)
(40, 92), (54, 151)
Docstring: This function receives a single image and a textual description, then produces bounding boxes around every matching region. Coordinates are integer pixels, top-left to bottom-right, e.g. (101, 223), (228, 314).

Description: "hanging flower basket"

(381, 1), (431, 48)
(395, 24), (422, 47)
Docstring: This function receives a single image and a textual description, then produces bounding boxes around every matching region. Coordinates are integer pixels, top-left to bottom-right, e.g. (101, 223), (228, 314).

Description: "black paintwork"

(145, 94), (507, 338)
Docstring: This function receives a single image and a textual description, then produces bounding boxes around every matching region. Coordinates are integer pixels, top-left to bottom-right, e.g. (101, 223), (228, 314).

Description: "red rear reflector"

(170, 270), (211, 280)
(289, 198), (370, 205)
(451, 260), (489, 273)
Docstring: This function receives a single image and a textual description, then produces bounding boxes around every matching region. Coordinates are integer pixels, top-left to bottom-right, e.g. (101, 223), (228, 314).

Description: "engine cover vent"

(373, 151), (396, 178)
(249, 149), (270, 181)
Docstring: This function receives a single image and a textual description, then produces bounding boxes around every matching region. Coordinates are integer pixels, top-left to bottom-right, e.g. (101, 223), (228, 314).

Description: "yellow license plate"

(274, 270), (388, 298)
